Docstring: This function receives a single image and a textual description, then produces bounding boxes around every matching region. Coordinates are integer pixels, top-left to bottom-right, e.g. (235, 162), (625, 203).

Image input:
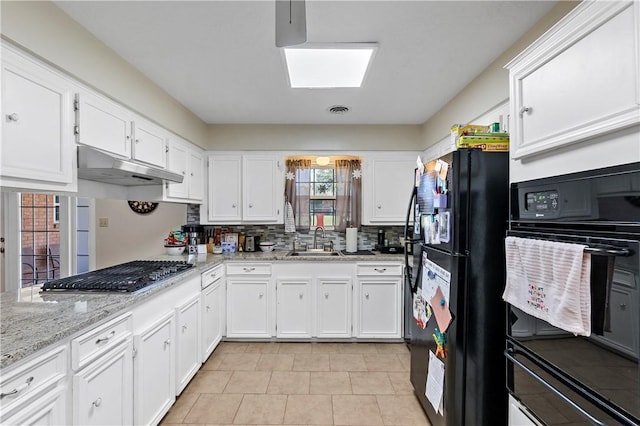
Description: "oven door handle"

(505, 349), (606, 426)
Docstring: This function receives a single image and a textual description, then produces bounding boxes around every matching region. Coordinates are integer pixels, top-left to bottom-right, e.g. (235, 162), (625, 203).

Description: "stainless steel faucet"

(313, 226), (325, 250)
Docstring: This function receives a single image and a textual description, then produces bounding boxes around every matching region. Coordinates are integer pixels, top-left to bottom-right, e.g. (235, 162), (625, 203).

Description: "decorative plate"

(128, 201), (158, 215)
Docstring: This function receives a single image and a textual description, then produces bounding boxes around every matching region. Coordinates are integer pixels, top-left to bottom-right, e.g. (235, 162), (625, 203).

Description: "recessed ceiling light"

(283, 43), (377, 89)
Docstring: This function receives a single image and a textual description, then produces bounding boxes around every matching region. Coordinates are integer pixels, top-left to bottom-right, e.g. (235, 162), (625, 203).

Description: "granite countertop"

(0, 250), (403, 370)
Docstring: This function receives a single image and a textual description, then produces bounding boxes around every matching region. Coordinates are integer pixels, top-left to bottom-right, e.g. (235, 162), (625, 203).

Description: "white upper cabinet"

(507, 0), (640, 178)
(132, 117), (167, 168)
(243, 155), (283, 222)
(76, 91), (132, 158)
(1, 42), (76, 192)
(362, 155), (417, 225)
(205, 154), (283, 224)
(166, 136), (204, 203)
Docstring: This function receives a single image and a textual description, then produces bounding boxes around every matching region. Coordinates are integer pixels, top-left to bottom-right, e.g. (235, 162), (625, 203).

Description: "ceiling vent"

(328, 105), (350, 114)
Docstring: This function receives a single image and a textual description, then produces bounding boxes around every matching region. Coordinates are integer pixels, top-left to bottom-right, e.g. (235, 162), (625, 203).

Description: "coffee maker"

(182, 224), (204, 254)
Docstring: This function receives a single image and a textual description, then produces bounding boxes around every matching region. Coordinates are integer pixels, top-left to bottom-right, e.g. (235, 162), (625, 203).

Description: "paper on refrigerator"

(426, 350), (445, 415)
(422, 253), (451, 303)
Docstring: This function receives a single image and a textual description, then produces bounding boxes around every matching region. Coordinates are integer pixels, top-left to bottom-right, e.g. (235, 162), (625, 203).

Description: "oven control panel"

(525, 190), (559, 213)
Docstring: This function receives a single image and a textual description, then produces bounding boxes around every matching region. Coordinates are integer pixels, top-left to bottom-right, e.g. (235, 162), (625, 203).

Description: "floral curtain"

(284, 159), (312, 232)
(335, 159), (362, 232)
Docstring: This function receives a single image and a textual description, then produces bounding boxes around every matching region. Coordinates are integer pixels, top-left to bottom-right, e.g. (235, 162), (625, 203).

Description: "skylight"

(283, 43), (377, 89)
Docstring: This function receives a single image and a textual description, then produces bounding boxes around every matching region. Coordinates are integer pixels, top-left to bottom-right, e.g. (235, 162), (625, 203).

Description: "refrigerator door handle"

(505, 350), (606, 426)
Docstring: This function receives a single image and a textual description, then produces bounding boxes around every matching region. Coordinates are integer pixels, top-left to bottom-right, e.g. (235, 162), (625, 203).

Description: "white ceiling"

(54, 1), (556, 125)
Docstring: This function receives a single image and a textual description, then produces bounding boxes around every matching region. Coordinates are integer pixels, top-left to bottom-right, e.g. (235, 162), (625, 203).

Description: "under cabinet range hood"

(77, 146), (183, 186)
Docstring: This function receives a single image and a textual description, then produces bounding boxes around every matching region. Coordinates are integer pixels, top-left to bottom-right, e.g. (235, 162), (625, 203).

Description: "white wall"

(95, 200), (186, 269)
(0, 0), (208, 148)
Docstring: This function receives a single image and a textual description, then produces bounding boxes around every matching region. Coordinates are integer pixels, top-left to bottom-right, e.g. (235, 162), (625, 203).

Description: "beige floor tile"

(201, 351), (224, 370)
(387, 372), (415, 395)
(244, 342), (282, 354)
(374, 343), (410, 355)
(216, 342), (249, 354)
(396, 352), (411, 372)
(279, 342), (313, 354)
(234, 394), (287, 424)
(311, 342), (344, 353)
(183, 370), (233, 394)
(256, 353), (296, 371)
(182, 394), (243, 424)
(224, 371), (272, 394)
(329, 354), (368, 372)
(332, 395), (384, 425)
(363, 354), (406, 372)
(340, 343), (379, 354)
(218, 353), (262, 371)
(160, 392), (199, 423)
(310, 372), (352, 395)
(284, 395), (333, 425)
(377, 395), (430, 425)
(293, 353), (331, 371)
(350, 372), (395, 395)
(267, 371), (310, 394)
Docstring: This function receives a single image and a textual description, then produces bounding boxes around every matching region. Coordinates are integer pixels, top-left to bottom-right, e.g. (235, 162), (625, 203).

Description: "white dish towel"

(284, 201), (296, 233)
(502, 236), (591, 336)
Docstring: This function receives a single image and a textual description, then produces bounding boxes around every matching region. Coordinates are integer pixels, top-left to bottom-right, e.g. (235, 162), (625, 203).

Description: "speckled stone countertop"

(0, 250), (403, 369)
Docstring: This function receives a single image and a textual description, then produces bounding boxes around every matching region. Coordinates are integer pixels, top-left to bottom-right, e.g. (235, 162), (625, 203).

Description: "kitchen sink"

(286, 251), (342, 257)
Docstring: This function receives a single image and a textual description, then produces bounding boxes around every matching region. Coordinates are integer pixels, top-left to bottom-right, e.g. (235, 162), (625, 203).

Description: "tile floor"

(160, 341), (431, 426)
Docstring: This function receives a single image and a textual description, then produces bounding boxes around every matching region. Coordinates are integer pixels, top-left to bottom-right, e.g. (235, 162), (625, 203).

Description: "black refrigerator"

(405, 149), (509, 426)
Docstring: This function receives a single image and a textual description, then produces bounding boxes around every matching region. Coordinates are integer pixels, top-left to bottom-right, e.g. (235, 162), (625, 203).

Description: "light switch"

(98, 217), (109, 227)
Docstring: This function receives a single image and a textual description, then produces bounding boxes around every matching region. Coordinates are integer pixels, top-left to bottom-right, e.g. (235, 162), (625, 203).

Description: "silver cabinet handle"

(299, 293), (304, 299)
(374, 268), (386, 273)
(258, 292), (264, 298)
(6, 113), (19, 122)
(164, 339), (171, 348)
(206, 305), (211, 311)
(182, 171), (186, 175)
(377, 205), (382, 209)
(135, 139), (140, 144)
(190, 172), (194, 176)
(249, 203), (254, 208)
(232, 203), (236, 208)
(324, 293), (329, 299)
(365, 293), (370, 299)
(95, 330), (115, 344)
(210, 272), (217, 279)
(0, 376), (33, 399)
(620, 303), (627, 311)
(92, 397), (102, 408)
(182, 325), (188, 332)
(519, 106), (531, 116)
(243, 267), (255, 272)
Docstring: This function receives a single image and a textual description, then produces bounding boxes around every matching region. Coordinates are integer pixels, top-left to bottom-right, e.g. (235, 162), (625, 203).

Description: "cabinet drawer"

(202, 264), (224, 288)
(71, 313), (132, 371)
(357, 264), (403, 276)
(0, 345), (66, 408)
(226, 263), (272, 275)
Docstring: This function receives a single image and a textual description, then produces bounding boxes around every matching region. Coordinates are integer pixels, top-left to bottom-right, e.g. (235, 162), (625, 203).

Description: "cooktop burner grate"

(41, 260), (194, 293)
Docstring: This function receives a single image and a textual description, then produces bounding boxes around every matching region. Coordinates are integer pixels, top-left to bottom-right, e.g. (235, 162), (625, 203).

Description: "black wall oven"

(506, 163), (640, 425)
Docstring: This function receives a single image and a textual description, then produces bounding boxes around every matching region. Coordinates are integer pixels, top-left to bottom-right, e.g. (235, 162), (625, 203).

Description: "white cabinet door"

(132, 117), (167, 168)
(363, 157), (417, 224)
(227, 279), (272, 338)
(276, 278), (312, 338)
(208, 155), (242, 222)
(355, 279), (401, 338)
(76, 91), (131, 158)
(316, 277), (352, 338)
(166, 141), (189, 199)
(243, 156), (282, 222)
(202, 280), (224, 362)
(175, 294), (201, 395)
(1, 45), (75, 188)
(2, 388), (67, 426)
(133, 311), (175, 426)
(73, 339), (133, 426)
(189, 150), (204, 201)
(507, 1), (640, 168)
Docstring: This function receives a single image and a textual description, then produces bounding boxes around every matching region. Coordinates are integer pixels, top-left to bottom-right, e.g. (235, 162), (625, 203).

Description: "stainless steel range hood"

(77, 146), (183, 186)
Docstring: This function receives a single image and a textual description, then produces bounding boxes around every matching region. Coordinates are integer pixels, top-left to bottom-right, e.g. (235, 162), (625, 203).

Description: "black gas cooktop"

(41, 260), (193, 293)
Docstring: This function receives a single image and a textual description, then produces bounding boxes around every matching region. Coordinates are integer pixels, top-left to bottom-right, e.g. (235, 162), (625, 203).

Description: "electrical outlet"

(98, 217), (109, 227)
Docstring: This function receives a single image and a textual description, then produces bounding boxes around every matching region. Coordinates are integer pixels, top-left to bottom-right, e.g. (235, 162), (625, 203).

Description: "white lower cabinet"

(201, 265), (225, 362)
(316, 276), (352, 338)
(72, 339), (133, 426)
(354, 264), (403, 339)
(276, 277), (312, 338)
(0, 345), (68, 426)
(226, 263), (274, 338)
(133, 311), (175, 426)
(175, 294), (201, 395)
